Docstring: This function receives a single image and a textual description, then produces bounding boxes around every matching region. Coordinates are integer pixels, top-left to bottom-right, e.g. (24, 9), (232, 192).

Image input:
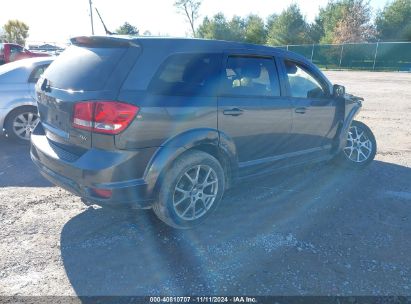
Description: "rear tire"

(152, 150), (225, 229)
(336, 120), (376, 168)
(4, 106), (39, 143)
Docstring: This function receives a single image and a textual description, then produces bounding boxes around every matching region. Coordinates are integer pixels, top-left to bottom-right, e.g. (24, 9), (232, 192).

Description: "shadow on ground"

(61, 160), (411, 296)
(0, 138), (51, 187)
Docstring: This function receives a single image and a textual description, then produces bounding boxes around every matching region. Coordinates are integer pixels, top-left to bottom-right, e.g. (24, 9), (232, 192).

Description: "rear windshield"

(43, 45), (127, 91)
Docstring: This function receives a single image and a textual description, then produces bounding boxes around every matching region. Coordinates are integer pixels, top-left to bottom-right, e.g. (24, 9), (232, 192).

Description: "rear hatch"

(36, 36), (141, 151)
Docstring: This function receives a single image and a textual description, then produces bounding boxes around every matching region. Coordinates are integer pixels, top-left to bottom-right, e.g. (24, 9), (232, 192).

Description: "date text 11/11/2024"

(149, 296), (258, 303)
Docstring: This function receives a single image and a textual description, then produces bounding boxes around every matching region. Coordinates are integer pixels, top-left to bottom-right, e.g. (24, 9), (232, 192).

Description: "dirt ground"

(0, 71), (410, 296)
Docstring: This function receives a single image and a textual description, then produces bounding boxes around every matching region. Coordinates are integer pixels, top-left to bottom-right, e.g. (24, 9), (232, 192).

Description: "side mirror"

(333, 84), (345, 98)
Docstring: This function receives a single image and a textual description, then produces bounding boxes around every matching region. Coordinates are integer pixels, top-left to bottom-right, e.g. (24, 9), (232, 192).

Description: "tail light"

(72, 101), (139, 135)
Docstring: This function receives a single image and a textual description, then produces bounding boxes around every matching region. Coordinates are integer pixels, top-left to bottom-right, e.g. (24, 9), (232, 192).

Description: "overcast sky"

(1, 0), (389, 46)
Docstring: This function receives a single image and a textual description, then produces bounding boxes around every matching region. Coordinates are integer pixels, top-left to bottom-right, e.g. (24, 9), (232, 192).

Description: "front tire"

(4, 106), (39, 143)
(337, 120), (376, 168)
(153, 150), (225, 229)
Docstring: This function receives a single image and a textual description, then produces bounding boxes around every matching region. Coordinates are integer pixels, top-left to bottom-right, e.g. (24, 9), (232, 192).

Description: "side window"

(10, 45), (23, 54)
(148, 53), (221, 96)
(28, 64), (49, 83)
(9, 45), (24, 62)
(222, 56), (280, 97)
(285, 61), (327, 99)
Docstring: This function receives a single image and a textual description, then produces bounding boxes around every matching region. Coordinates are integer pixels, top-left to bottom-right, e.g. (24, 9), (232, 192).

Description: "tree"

(376, 0), (411, 41)
(228, 16), (246, 42)
(307, 21), (324, 43)
(315, 0), (375, 44)
(266, 4), (312, 45)
(116, 22), (139, 35)
(197, 13), (246, 42)
(0, 29), (6, 42)
(3, 20), (29, 46)
(315, 1), (346, 43)
(143, 30), (152, 36)
(197, 13), (230, 40)
(333, 0), (376, 43)
(174, 0), (202, 37)
(244, 15), (267, 44)
(265, 14), (278, 32)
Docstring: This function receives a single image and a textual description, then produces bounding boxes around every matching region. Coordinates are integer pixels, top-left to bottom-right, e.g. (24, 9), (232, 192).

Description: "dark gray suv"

(31, 36), (376, 228)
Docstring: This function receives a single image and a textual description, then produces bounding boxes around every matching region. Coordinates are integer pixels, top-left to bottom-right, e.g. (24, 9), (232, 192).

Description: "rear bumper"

(30, 126), (157, 209)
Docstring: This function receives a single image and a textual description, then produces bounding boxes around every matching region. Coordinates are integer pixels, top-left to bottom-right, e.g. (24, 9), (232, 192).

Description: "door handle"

(223, 108), (244, 116)
(295, 107), (307, 114)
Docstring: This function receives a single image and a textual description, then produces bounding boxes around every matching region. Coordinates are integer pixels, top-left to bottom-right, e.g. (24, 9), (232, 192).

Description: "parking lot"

(0, 70), (410, 296)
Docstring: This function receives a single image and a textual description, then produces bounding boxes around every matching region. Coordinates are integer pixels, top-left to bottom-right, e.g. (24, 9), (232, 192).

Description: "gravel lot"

(0, 71), (410, 296)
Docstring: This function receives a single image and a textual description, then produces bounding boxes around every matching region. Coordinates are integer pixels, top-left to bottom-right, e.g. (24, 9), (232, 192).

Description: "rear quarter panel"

(115, 91), (218, 149)
(0, 84), (34, 129)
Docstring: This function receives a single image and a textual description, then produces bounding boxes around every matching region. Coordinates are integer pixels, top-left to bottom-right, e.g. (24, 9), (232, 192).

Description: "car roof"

(71, 35), (308, 62)
(0, 57), (54, 77)
(15, 57), (55, 66)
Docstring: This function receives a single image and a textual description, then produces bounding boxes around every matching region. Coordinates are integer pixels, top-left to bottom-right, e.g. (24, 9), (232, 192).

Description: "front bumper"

(30, 126), (157, 209)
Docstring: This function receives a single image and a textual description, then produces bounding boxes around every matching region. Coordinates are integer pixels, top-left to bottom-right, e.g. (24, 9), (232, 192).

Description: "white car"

(0, 57), (54, 142)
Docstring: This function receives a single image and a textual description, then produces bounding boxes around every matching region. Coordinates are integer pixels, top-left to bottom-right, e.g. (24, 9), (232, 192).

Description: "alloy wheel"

(173, 165), (219, 221)
(12, 112), (39, 141)
(343, 125), (373, 163)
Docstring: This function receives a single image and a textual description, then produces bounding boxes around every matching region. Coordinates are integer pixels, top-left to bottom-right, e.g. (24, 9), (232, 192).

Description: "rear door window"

(148, 53), (222, 96)
(42, 45), (128, 91)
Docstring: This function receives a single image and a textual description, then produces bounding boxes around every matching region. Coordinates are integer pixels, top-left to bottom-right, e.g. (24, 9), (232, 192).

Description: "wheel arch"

(333, 102), (362, 154)
(143, 128), (238, 197)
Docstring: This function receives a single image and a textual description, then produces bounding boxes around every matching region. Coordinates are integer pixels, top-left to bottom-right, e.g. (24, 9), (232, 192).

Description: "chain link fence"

(276, 42), (411, 71)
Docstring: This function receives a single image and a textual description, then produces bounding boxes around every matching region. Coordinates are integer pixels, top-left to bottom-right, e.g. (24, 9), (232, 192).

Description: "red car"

(0, 43), (50, 65)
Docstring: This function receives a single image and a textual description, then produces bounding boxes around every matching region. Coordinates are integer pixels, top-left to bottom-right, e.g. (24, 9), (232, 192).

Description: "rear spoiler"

(70, 36), (140, 48)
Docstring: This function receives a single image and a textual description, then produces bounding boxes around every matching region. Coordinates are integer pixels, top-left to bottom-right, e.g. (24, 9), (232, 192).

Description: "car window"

(149, 53), (222, 96)
(285, 60), (327, 99)
(43, 45), (128, 91)
(221, 56), (280, 97)
(10, 45), (23, 54)
(9, 45), (24, 62)
(28, 64), (50, 83)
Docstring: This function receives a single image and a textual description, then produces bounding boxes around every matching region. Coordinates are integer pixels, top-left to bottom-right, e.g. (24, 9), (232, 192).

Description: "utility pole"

(89, 0), (94, 35)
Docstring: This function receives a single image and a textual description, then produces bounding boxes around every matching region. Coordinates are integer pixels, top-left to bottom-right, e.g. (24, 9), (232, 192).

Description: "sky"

(0, 0), (389, 46)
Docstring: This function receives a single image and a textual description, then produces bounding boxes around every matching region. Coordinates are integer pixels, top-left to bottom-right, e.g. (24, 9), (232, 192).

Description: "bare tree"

(174, 0), (202, 37)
